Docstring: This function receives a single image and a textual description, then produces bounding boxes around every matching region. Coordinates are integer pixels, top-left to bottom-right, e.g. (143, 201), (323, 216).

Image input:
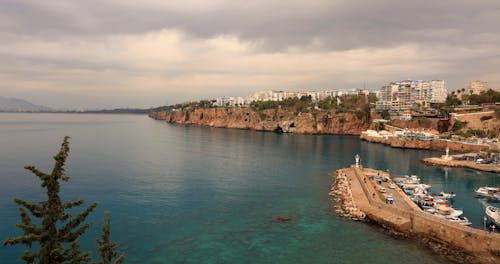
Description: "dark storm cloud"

(0, 0), (499, 108)
(2, 0), (499, 51)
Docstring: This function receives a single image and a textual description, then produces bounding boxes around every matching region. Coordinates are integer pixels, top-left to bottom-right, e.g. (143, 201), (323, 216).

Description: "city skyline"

(1, 1), (499, 108)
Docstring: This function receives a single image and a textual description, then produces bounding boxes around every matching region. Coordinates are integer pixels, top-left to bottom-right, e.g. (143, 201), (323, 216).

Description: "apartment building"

(375, 80), (447, 112)
(467, 80), (488, 95)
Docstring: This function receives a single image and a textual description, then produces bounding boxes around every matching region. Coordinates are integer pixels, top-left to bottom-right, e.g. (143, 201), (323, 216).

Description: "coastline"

(330, 166), (500, 264)
(149, 108), (369, 135)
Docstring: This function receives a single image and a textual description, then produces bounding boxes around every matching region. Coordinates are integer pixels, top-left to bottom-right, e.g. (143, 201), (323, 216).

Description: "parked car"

(379, 188), (387, 193)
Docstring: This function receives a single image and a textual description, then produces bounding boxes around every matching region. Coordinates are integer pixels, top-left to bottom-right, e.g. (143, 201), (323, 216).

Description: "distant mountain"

(0, 96), (52, 112)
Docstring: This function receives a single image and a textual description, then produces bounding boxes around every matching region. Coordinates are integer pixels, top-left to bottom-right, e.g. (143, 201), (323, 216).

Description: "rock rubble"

(329, 169), (365, 220)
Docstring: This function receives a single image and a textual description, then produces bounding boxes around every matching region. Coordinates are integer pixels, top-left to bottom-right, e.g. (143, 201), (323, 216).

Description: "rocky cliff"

(149, 108), (369, 135)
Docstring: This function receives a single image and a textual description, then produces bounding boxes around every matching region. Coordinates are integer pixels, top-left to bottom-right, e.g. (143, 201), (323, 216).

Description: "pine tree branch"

(96, 212), (125, 264)
(51, 136), (70, 181)
(113, 254), (125, 264)
(65, 240), (91, 264)
(59, 202), (98, 239)
(24, 166), (49, 181)
(63, 223), (93, 243)
(63, 200), (85, 209)
(2, 234), (40, 246)
(14, 198), (43, 217)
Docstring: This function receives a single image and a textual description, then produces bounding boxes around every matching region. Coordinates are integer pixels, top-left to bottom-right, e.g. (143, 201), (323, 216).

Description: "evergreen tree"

(3, 136), (98, 264)
(95, 213), (125, 264)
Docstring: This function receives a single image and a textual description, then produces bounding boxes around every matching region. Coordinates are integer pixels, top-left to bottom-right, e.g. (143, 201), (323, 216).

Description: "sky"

(0, 0), (499, 109)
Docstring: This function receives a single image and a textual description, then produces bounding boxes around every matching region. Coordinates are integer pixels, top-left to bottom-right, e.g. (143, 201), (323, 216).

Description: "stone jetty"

(329, 170), (365, 220)
(422, 156), (500, 173)
(330, 165), (500, 264)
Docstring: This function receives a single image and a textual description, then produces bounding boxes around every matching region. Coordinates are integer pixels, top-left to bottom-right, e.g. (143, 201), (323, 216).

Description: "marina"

(330, 158), (500, 264)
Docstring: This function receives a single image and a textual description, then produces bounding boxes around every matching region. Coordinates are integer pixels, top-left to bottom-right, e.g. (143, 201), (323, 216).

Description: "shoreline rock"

(329, 170), (365, 220)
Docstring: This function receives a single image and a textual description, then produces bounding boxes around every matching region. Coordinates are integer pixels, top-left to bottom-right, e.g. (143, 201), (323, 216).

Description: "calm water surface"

(0, 113), (498, 263)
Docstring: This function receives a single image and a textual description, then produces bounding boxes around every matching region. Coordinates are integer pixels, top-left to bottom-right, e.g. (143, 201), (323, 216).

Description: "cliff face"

(149, 108), (369, 135)
(390, 119), (440, 130)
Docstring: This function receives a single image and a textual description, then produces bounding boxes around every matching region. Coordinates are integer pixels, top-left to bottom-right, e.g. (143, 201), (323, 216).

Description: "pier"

(422, 156), (500, 173)
(331, 165), (500, 264)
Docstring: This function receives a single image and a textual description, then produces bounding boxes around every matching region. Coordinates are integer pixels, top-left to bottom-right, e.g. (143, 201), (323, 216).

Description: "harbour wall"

(339, 166), (500, 263)
(360, 133), (488, 153)
(422, 157), (500, 173)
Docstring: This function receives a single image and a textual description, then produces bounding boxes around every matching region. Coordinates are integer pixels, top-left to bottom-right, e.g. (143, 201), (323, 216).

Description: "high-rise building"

(467, 80), (488, 95)
(375, 80), (447, 112)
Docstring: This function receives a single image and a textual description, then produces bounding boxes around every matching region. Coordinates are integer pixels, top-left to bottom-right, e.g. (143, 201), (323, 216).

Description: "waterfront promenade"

(333, 166), (500, 264)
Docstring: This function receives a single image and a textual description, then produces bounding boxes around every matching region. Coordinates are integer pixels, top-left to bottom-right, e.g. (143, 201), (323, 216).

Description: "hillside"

(0, 96), (51, 112)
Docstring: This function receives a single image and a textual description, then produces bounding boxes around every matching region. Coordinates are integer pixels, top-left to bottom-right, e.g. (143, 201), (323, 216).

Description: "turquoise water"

(0, 113), (498, 263)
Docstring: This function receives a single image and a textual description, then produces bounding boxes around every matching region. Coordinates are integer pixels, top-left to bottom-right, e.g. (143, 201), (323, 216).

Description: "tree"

(95, 213), (124, 264)
(445, 94), (462, 106)
(2, 137), (122, 264)
(381, 110), (390, 120)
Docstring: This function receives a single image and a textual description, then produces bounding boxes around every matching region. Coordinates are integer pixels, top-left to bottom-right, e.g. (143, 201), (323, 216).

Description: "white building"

(215, 96), (247, 107)
(375, 80), (447, 112)
(467, 80), (488, 95)
(213, 88), (368, 107)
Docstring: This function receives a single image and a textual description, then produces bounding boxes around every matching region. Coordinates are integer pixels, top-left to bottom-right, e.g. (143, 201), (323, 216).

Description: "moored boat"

(485, 206), (500, 227)
(446, 216), (472, 226)
(475, 186), (499, 199)
(434, 191), (456, 200)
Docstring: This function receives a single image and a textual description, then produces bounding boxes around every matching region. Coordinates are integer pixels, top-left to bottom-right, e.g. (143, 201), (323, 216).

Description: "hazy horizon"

(1, 1), (499, 109)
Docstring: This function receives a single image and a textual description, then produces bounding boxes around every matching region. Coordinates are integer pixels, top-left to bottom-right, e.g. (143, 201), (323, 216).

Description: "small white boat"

(434, 191), (456, 200)
(394, 175), (421, 185)
(446, 216), (472, 226)
(486, 206), (500, 227)
(436, 205), (463, 218)
(475, 186), (499, 198)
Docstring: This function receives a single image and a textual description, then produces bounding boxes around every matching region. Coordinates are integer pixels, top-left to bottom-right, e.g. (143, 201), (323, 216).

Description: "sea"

(0, 113), (498, 263)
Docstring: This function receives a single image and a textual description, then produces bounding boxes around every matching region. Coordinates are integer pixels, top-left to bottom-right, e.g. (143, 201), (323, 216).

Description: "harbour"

(330, 158), (500, 263)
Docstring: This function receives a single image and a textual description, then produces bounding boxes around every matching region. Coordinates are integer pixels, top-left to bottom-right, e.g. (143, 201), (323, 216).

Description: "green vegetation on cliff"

(151, 100), (215, 112)
(249, 94), (371, 121)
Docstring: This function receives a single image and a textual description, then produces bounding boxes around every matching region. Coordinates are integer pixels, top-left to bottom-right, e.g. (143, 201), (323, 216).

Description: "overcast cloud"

(0, 0), (499, 108)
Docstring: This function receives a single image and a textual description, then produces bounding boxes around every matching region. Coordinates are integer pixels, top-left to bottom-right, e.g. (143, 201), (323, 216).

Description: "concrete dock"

(422, 156), (500, 173)
(331, 165), (500, 264)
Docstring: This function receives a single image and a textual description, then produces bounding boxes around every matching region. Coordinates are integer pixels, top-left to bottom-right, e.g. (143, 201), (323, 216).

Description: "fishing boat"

(485, 206), (500, 227)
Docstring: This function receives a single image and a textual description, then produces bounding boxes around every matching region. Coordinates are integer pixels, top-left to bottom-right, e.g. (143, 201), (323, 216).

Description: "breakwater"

(149, 108), (369, 135)
(422, 157), (500, 173)
(360, 133), (488, 153)
(330, 166), (500, 264)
